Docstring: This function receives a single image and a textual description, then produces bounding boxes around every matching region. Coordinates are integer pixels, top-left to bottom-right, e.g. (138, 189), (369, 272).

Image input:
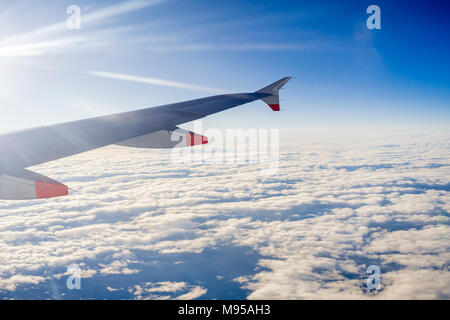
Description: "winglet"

(255, 77), (292, 111)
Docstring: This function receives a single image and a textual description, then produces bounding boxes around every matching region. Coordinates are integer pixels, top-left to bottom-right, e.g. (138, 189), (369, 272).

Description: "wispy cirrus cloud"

(0, 38), (86, 57)
(81, 0), (165, 27)
(88, 70), (225, 94)
(146, 41), (335, 53)
(0, 0), (165, 56)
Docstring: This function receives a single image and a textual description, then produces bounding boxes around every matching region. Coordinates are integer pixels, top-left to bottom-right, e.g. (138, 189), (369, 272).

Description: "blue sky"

(0, 0), (448, 136)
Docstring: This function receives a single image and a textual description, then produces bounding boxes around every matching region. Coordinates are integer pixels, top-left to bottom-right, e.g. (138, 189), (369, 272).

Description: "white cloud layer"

(0, 133), (448, 299)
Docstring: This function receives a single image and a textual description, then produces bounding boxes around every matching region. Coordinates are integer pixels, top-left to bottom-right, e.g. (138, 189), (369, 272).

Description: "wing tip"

(35, 181), (69, 199)
(258, 76), (291, 111)
(268, 104), (280, 111)
(256, 76), (292, 94)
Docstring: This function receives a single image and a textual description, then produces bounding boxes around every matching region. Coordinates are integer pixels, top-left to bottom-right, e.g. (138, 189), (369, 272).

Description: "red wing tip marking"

(35, 181), (69, 199)
(268, 104), (280, 111)
(186, 133), (208, 146)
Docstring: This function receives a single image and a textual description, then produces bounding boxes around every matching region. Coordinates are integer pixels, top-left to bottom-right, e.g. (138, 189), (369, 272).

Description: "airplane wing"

(0, 77), (291, 199)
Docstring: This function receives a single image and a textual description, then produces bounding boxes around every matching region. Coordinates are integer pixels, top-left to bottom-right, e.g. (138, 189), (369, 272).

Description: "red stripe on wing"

(268, 104), (280, 111)
(35, 181), (69, 199)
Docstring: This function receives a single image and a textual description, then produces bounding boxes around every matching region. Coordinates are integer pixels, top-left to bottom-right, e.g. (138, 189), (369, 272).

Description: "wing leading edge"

(0, 77), (291, 199)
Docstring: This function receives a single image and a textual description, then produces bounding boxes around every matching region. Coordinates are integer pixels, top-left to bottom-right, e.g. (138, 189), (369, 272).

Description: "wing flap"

(116, 127), (208, 148)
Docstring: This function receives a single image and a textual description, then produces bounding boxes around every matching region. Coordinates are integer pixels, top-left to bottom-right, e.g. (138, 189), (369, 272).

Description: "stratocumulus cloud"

(0, 134), (448, 299)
